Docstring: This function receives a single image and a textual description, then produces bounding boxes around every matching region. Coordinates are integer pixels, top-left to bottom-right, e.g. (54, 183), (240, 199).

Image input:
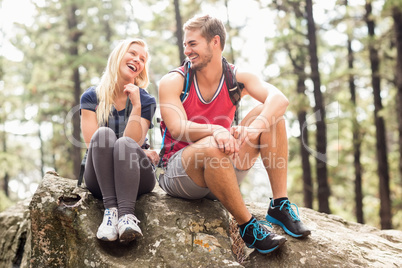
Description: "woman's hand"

(144, 149), (160, 165)
(124, 83), (141, 106)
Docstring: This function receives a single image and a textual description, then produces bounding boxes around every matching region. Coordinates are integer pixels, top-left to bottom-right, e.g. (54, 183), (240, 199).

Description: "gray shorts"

(158, 147), (250, 200)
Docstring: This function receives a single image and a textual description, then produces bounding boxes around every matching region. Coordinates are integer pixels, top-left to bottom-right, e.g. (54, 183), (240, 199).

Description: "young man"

(158, 14), (310, 254)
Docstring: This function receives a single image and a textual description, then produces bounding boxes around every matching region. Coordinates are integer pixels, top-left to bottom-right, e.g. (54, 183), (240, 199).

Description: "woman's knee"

(114, 137), (142, 160)
(115, 137), (141, 151)
(95, 126), (114, 136)
(92, 127), (116, 147)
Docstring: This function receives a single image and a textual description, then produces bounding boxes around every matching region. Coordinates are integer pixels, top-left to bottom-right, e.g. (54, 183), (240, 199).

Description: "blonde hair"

(183, 14), (226, 51)
(95, 38), (150, 125)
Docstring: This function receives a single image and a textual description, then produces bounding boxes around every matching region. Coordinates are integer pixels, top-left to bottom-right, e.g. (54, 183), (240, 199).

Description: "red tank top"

(161, 66), (236, 163)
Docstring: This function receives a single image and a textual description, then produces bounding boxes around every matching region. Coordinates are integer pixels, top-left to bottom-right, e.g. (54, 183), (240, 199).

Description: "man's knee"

(240, 104), (264, 127)
(191, 136), (222, 155)
(182, 137), (228, 170)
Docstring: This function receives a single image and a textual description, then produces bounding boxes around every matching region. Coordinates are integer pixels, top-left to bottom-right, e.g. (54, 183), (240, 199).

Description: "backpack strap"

(77, 150), (87, 186)
(169, 58), (243, 106)
(222, 57), (244, 108)
(222, 57), (244, 125)
(180, 60), (193, 101)
(158, 61), (192, 168)
(169, 60), (193, 102)
(124, 96), (132, 124)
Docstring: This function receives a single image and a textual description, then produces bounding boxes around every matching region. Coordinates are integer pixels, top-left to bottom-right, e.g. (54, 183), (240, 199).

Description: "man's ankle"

(272, 197), (288, 207)
(238, 216), (254, 231)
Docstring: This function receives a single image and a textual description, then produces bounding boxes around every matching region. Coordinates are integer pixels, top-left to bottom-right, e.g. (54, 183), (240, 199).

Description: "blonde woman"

(80, 38), (158, 243)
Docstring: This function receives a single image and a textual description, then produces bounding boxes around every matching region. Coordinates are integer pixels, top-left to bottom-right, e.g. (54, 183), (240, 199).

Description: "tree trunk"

(38, 126), (45, 179)
(393, 7), (402, 191)
(3, 173), (9, 197)
(67, 4), (83, 180)
(305, 0), (330, 213)
(0, 42), (7, 197)
(2, 130), (9, 197)
(224, 0), (235, 64)
(365, 1), (392, 229)
(348, 38), (364, 224)
(294, 58), (313, 209)
(173, 0), (185, 64)
(298, 107), (313, 209)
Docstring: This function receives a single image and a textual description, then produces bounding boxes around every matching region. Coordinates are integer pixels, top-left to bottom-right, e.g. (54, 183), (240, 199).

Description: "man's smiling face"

(183, 29), (213, 71)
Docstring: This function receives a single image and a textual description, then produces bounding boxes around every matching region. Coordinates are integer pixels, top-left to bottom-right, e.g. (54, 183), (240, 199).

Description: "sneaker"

(240, 217), (287, 254)
(96, 207), (118, 241)
(118, 214), (143, 243)
(266, 199), (311, 238)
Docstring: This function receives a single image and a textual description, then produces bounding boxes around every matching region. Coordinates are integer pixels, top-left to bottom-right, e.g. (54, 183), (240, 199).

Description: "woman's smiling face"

(120, 43), (147, 84)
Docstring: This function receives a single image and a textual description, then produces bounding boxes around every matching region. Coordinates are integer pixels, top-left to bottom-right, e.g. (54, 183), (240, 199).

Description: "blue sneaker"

(240, 217), (287, 254)
(266, 199), (311, 238)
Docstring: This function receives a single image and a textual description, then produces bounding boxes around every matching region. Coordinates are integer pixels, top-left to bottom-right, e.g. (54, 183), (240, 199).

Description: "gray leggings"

(84, 127), (156, 217)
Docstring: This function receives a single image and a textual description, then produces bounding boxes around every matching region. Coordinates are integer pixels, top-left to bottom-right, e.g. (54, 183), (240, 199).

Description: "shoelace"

(104, 209), (118, 226)
(279, 200), (300, 221)
(241, 219), (272, 241)
(121, 214), (140, 225)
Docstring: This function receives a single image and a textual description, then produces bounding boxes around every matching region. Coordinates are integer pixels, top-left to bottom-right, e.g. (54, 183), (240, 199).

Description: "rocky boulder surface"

(0, 171), (401, 267)
(0, 199), (31, 268)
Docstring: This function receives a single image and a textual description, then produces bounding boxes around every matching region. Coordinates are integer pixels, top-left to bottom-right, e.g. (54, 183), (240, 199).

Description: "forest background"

(1, 0), (402, 231)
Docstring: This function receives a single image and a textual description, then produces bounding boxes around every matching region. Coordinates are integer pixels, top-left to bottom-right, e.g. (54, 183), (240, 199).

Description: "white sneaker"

(118, 214), (143, 243)
(96, 207), (118, 241)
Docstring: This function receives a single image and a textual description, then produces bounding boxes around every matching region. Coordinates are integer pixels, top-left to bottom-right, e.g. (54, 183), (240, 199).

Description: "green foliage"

(11, 0), (132, 179)
(0, 190), (13, 212)
(384, 0), (402, 14)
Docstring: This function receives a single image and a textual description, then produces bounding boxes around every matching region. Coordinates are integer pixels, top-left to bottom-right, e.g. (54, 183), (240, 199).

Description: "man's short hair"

(183, 14), (226, 51)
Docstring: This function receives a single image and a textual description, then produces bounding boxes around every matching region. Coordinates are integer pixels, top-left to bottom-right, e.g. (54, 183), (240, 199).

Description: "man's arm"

(236, 70), (289, 136)
(158, 72), (225, 143)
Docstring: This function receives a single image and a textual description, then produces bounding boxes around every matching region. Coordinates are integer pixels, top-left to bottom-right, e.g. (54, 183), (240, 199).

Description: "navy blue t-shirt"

(80, 86), (156, 138)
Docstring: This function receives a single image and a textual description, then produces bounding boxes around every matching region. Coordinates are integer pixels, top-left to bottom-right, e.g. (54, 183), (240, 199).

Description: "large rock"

(1, 171), (402, 267)
(0, 199), (31, 268)
(29, 172), (240, 267)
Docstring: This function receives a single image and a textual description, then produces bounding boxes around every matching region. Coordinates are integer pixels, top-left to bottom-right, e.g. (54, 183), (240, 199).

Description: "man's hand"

(246, 126), (264, 142)
(213, 127), (239, 158)
(246, 114), (271, 142)
(230, 126), (249, 147)
(231, 125), (264, 151)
